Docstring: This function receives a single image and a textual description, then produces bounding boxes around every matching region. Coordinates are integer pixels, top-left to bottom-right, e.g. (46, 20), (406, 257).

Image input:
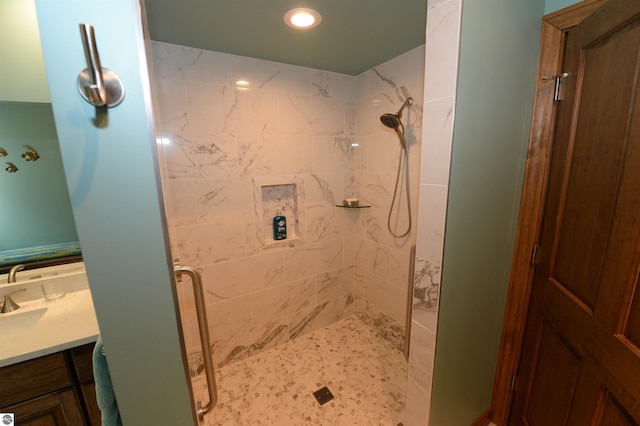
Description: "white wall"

(354, 46), (425, 350)
(405, 0), (462, 423)
(149, 42), (427, 408)
(151, 42), (359, 372)
(0, 0), (49, 102)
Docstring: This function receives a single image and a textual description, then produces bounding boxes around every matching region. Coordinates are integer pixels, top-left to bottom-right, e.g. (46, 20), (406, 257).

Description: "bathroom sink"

(0, 271), (98, 368)
(0, 307), (48, 326)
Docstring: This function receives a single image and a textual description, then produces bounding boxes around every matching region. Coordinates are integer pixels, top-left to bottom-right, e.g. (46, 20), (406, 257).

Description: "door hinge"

(531, 244), (541, 265)
(542, 72), (568, 102)
(510, 375), (519, 392)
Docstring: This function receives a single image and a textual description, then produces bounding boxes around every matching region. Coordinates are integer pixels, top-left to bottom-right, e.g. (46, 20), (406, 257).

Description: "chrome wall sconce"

(0, 148), (7, 157)
(5, 162), (18, 173)
(21, 145), (39, 162)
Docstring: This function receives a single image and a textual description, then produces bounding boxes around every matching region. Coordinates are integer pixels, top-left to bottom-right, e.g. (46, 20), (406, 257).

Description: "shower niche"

(253, 176), (306, 249)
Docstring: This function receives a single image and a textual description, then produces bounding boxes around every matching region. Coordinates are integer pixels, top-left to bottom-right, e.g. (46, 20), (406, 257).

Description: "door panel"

(553, 16), (640, 310)
(525, 320), (581, 425)
(598, 394), (636, 426)
(626, 273), (640, 346)
(510, 0), (640, 423)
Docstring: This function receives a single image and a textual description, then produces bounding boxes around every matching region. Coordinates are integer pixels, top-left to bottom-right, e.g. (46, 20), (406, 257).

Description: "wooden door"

(510, 0), (640, 424)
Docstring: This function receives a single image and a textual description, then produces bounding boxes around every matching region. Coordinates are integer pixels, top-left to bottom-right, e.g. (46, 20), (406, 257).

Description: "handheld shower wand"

(379, 97), (414, 238)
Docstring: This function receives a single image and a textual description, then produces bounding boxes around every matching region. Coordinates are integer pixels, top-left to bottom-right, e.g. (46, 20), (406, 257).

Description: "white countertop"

(0, 287), (100, 368)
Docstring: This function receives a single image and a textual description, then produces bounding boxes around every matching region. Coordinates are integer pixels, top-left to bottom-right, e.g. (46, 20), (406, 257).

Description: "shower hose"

(388, 141), (412, 238)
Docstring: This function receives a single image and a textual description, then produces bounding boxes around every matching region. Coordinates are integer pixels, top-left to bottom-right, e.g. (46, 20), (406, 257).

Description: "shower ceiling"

(143, 0), (427, 76)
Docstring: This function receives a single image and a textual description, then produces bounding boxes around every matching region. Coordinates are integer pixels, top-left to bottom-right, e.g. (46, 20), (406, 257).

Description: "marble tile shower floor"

(198, 316), (408, 425)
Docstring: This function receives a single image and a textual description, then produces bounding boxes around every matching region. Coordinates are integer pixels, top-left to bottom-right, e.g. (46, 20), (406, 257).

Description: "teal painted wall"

(0, 102), (77, 251)
(545, 0), (582, 14)
(429, 0), (545, 424)
(35, 0), (196, 424)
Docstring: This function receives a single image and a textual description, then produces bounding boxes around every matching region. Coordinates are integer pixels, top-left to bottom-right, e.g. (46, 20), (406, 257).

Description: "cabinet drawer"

(0, 353), (73, 407)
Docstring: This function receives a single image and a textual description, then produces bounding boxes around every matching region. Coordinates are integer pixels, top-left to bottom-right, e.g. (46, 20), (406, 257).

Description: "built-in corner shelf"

(336, 204), (370, 209)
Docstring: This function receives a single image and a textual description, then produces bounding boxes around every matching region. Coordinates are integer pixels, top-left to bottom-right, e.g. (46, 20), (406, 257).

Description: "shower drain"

(312, 386), (335, 405)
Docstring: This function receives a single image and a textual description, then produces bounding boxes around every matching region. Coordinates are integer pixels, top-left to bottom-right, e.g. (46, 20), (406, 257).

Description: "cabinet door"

(80, 383), (101, 425)
(70, 344), (95, 383)
(6, 390), (85, 426)
(70, 343), (102, 424)
(0, 353), (72, 407)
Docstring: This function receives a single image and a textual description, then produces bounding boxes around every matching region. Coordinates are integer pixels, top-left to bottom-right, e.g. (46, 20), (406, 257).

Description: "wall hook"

(6, 162), (18, 173)
(21, 145), (39, 161)
(77, 24), (125, 108)
(0, 148), (7, 157)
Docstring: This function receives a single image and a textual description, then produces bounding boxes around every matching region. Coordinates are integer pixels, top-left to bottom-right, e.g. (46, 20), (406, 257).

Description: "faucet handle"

(1, 289), (26, 313)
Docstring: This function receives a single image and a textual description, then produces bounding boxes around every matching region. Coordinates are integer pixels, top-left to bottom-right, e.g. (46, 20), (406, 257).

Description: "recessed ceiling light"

(284, 8), (322, 30)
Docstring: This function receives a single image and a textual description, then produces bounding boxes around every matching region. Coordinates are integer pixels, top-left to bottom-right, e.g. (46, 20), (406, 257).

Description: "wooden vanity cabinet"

(5, 390), (86, 425)
(0, 343), (101, 426)
(70, 344), (101, 425)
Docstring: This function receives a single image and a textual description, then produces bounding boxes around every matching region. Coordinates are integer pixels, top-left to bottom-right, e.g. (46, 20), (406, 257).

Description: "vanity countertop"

(0, 288), (99, 368)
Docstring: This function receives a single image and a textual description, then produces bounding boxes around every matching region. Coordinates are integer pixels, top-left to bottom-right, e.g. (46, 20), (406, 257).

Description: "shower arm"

(395, 97), (414, 118)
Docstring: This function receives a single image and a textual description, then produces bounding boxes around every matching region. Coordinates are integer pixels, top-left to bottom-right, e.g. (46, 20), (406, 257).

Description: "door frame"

(489, 0), (607, 424)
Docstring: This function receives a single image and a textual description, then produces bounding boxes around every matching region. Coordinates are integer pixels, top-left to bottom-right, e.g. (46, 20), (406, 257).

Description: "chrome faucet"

(8, 264), (25, 283)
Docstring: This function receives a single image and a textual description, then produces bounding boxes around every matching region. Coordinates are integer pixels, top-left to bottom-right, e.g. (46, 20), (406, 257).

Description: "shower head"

(380, 97), (414, 150)
(380, 113), (402, 129)
(379, 97), (414, 130)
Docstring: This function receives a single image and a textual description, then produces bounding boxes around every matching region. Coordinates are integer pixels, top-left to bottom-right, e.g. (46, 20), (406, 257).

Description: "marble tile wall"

(353, 46), (425, 351)
(149, 40), (433, 420)
(405, 0), (462, 425)
(150, 42), (380, 369)
(150, 41), (358, 371)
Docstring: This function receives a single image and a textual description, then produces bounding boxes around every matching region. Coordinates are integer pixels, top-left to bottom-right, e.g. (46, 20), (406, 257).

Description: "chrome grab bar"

(404, 245), (416, 360)
(174, 262), (218, 422)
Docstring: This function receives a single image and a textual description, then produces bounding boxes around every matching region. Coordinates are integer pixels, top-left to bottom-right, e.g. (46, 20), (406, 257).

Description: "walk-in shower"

(150, 31), (425, 422)
(381, 97), (414, 239)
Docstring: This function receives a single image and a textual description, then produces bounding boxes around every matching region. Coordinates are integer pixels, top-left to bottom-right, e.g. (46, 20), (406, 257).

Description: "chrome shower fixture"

(21, 145), (39, 162)
(380, 97), (414, 131)
(379, 96), (415, 239)
(0, 148), (7, 157)
(5, 162), (18, 173)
